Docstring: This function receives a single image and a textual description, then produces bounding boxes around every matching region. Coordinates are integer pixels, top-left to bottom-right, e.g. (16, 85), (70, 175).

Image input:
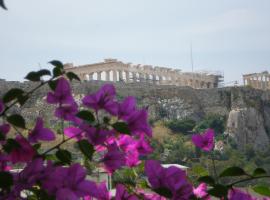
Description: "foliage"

(0, 62), (269, 199)
(194, 114), (226, 134)
(165, 118), (196, 134)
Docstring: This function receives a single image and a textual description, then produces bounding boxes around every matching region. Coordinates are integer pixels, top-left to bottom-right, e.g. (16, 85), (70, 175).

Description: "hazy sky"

(1, 0), (270, 84)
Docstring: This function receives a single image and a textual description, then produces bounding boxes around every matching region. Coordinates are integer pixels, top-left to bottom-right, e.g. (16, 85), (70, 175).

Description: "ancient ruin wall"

(64, 59), (223, 89)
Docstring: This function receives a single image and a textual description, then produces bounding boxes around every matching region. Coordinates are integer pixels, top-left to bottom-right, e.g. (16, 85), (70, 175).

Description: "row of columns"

(83, 70), (175, 84)
(243, 74), (270, 90)
(77, 70), (216, 88)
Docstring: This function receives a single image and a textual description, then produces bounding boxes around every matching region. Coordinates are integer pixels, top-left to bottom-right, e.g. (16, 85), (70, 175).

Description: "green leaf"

(3, 88), (24, 103)
(66, 72), (80, 82)
(153, 187), (173, 198)
(103, 116), (110, 124)
(76, 110), (95, 123)
(7, 114), (26, 129)
(0, 0), (7, 10)
(197, 175), (215, 185)
(0, 172), (13, 189)
(192, 165), (209, 177)
(253, 168), (267, 176)
(207, 184), (228, 198)
(48, 79), (58, 91)
(49, 60), (64, 69)
(17, 95), (29, 106)
(53, 67), (63, 77)
(33, 143), (41, 151)
(3, 138), (21, 153)
(253, 185), (270, 197)
(219, 166), (246, 177)
(56, 149), (72, 164)
(0, 132), (5, 141)
(112, 122), (130, 135)
(78, 139), (94, 161)
(44, 154), (57, 161)
(25, 69), (51, 82)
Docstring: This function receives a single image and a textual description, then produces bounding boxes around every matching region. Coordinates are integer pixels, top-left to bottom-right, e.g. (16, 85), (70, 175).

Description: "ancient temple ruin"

(64, 59), (223, 89)
(243, 71), (270, 90)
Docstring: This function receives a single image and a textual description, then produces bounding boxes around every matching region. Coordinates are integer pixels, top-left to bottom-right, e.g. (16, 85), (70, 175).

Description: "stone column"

(153, 75), (157, 84)
(132, 72), (137, 82)
(119, 71), (123, 81)
(145, 74), (150, 83)
(106, 71), (110, 81)
(139, 73), (144, 82)
(97, 72), (102, 81)
(113, 70), (117, 82)
(125, 71), (130, 82)
(89, 73), (93, 81)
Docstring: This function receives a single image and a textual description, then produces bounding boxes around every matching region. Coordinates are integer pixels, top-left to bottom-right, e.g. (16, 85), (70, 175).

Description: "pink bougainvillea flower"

(84, 125), (113, 146)
(137, 189), (166, 200)
(145, 160), (165, 189)
(102, 143), (126, 173)
(9, 135), (36, 163)
(228, 189), (256, 200)
(12, 158), (45, 197)
(43, 163), (98, 200)
(125, 148), (140, 167)
(193, 183), (210, 200)
(47, 77), (74, 105)
(117, 135), (136, 151)
(64, 126), (84, 141)
(164, 165), (193, 200)
(115, 184), (139, 200)
(192, 129), (215, 151)
(0, 154), (10, 171)
(135, 134), (153, 155)
(0, 123), (10, 142)
(126, 109), (152, 137)
(117, 96), (137, 120)
(55, 102), (78, 122)
(28, 117), (55, 143)
(89, 182), (110, 200)
(145, 160), (193, 200)
(0, 100), (4, 114)
(82, 84), (118, 115)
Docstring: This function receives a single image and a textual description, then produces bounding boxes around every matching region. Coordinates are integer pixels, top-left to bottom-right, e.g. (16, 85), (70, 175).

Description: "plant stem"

(229, 175), (270, 187)
(210, 152), (218, 183)
(42, 130), (83, 155)
(0, 80), (50, 117)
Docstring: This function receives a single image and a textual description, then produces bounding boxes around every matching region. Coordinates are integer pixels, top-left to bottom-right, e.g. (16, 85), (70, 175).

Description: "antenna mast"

(190, 42), (194, 72)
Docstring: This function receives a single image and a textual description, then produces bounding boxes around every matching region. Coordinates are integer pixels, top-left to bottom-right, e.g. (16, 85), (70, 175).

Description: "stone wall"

(1, 80), (269, 150)
(243, 71), (270, 90)
(64, 59), (223, 89)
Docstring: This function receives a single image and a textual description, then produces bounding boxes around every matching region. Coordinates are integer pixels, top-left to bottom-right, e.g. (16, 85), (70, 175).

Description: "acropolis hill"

(0, 77), (269, 151)
(64, 59), (224, 89)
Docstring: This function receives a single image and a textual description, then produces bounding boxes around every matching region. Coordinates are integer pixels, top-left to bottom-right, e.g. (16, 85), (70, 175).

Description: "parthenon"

(64, 59), (223, 89)
(243, 71), (270, 90)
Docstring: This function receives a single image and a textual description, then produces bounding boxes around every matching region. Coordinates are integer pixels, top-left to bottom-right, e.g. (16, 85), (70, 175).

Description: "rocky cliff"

(0, 79), (269, 150)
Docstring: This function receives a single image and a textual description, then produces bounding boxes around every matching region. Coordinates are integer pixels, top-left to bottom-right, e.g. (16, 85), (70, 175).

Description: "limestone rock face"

(227, 107), (270, 151)
(1, 80), (270, 150)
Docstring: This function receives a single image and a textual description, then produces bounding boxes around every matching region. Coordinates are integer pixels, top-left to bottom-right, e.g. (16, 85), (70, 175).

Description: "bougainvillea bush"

(0, 61), (269, 200)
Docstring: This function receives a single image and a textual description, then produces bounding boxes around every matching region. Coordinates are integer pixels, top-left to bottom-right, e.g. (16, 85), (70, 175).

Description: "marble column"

(132, 72), (137, 82)
(97, 72), (102, 81)
(145, 74), (150, 83)
(119, 71), (123, 81)
(89, 73), (94, 81)
(125, 71), (130, 82)
(113, 70), (117, 82)
(139, 73), (144, 82)
(152, 75), (157, 84)
(106, 71), (110, 81)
